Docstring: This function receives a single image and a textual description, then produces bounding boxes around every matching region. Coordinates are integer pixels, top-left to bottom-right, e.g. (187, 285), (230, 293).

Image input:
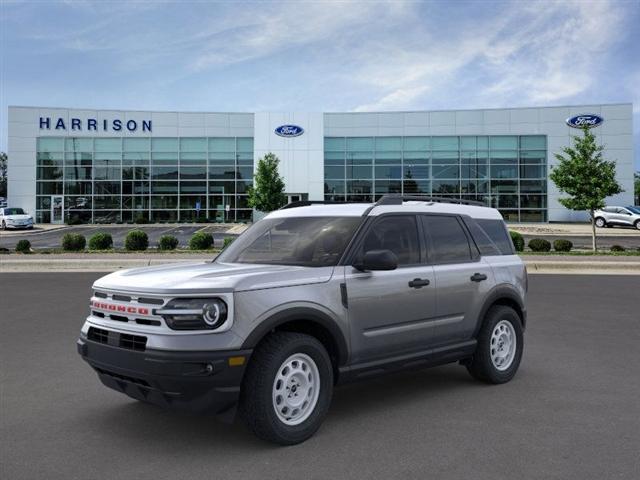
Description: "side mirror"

(353, 249), (398, 271)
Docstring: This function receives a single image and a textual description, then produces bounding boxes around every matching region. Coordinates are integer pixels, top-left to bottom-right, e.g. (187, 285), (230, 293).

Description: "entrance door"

(51, 195), (64, 224)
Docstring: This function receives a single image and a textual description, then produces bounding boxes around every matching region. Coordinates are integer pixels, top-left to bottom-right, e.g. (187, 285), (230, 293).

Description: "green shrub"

(610, 244), (625, 252)
(125, 230), (149, 251)
(88, 232), (113, 250)
(62, 233), (86, 251)
(15, 239), (31, 253)
(134, 215), (149, 224)
(553, 239), (573, 252)
(528, 238), (551, 252)
(189, 231), (214, 250)
(223, 237), (235, 249)
(509, 230), (525, 252)
(158, 235), (179, 250)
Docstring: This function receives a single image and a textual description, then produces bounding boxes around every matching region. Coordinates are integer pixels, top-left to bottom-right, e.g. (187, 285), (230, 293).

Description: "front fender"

(240, 303), (349, 365)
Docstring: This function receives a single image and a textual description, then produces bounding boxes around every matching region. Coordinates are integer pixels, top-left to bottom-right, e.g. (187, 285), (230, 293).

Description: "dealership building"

(6, 103), (634, 224)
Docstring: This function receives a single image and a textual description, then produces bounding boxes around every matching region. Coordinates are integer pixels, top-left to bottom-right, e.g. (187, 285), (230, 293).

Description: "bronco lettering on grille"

(90, 300), (150, 315)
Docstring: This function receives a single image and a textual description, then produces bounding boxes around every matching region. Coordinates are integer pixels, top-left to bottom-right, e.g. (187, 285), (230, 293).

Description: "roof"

(265, 201), (503, 220)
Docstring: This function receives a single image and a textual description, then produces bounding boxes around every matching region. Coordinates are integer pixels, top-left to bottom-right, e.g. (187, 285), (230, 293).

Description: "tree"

(0, 152), (7, 198)
(247, 152), (287, 213)
(549, 128), (623, 251)
(634, 172), (640, 205)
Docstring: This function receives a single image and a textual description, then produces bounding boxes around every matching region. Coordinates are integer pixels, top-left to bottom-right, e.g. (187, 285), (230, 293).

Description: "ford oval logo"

(566, 114), (604, 129)
(275, 125), (304, 137)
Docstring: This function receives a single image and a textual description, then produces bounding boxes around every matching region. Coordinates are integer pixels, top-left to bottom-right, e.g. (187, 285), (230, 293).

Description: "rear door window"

(422, 215), (473, 264)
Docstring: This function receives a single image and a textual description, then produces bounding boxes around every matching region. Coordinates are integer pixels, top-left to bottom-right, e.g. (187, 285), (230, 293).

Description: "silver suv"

(594, 206), (640, 229)
(77, 195), (527, 445)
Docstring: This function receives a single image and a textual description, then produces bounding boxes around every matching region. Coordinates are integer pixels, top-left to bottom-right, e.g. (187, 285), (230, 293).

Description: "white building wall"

(253, 112), (324, 201)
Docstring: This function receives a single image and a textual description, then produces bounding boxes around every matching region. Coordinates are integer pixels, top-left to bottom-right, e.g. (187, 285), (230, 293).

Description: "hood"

(93, 261), (335, 294)
(4, 214), (32, 220)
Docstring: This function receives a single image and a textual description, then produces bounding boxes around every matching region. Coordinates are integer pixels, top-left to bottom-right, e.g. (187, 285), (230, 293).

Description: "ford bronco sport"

(77, 195), (527, 445)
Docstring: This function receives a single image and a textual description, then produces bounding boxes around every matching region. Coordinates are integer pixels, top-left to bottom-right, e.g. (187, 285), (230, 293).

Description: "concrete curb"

(525, 260), (640, 275)
(2, 257), (640, 274)
(0, 258), (210, 272)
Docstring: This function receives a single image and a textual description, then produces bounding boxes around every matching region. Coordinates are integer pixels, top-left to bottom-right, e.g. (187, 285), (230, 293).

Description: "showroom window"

(35, 136), (254, 224)
(324, 135), (547, 222)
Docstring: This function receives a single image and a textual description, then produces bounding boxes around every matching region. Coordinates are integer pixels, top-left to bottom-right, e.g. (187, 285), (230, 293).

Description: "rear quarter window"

(475, 219), (515, 255)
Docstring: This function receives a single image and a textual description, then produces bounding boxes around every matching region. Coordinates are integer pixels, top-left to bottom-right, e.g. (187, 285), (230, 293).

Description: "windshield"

(626, 206), (640, 214)
(216, 216), (362, 267)
(4, 208), (25, 215)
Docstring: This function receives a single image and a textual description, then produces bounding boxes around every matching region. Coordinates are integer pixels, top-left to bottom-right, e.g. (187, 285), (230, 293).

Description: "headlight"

(157, 298), (229, 331)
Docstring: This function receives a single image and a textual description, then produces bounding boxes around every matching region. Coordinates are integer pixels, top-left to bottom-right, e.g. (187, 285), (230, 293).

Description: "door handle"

(408, 278), (430, 288)
(470, 273), (487, 282)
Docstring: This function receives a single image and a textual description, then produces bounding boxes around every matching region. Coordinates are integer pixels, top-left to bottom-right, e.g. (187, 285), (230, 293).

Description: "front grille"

(91, 291), (166, 327)
(87, 326), (147, 352)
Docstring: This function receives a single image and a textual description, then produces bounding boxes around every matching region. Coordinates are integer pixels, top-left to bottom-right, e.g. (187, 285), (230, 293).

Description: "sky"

(1, 0), (639, 168)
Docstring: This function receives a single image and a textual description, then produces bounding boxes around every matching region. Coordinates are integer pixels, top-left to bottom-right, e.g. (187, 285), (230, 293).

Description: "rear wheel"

(635, 220), (640, 230)
(240, 332), (333, 445)
(467, 305), (523, 384)
(595, 217), (606, 228)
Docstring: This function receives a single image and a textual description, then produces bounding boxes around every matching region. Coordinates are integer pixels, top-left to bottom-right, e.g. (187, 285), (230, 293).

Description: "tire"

(594, 217), (606, 228)
(239, 332), (333, 445)
(466, 305), (523, 384)
(635, 220), (640, 230)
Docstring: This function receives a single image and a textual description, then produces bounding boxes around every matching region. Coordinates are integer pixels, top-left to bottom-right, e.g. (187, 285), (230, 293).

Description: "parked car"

(77, 195), (527, 445)
(0, 197), (7, 208)
(0, 207), (34, 230)
(594, 206), (640, 230)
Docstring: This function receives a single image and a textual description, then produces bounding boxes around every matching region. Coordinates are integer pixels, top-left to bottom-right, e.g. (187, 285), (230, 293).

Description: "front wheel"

(239, 332), (333, 445)
(594, 217), (606, 228)
(467, 305), (523, 384)
(635, 220), (640, 230)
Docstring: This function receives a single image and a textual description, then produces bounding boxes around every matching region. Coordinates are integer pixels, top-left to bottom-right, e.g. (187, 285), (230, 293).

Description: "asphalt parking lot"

(1, 273), (639, 480)
(0, 225), (238, 249)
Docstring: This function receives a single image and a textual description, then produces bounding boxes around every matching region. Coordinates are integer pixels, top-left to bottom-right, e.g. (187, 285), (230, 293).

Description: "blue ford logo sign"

(566, 114), (604, 129)
(275, 125), (304, 137)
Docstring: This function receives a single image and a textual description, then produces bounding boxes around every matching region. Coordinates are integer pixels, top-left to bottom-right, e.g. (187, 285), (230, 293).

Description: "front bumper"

(5, 223), (33, 229)
(77, 335), (252, 415)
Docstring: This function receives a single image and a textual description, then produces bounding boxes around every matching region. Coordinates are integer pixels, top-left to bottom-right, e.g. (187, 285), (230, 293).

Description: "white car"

(0, 207), (35, 230)
(594, 206), (640, 230)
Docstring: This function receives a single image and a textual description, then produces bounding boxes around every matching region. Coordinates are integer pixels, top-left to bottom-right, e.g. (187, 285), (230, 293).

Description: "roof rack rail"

(280, 200), (351, 210)
(362, 194), (485, 216)
(376, 195), (485, 207)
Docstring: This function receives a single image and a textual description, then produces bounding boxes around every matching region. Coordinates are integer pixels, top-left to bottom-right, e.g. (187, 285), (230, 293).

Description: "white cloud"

(190, 1), (411, 71)
(351, 0), (632, 111)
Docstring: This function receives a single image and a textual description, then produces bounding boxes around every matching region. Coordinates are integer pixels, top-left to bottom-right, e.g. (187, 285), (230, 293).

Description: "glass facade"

(324, 135), (547, 222)
(36, 137), (254, 223)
